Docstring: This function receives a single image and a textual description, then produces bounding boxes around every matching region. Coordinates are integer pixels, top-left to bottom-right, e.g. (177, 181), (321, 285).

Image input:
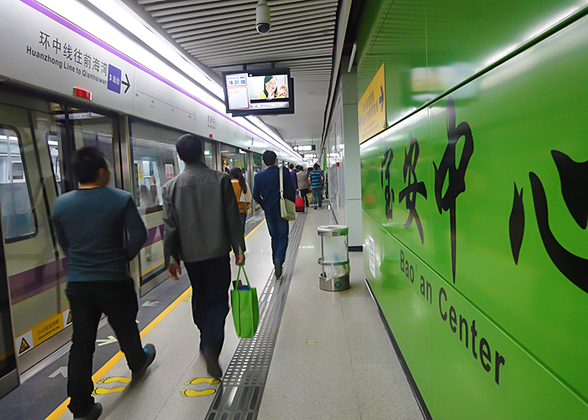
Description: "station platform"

(1, 204), (424, 420)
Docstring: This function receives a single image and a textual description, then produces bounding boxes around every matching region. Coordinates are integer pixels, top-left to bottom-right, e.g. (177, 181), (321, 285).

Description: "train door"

(0, 88), (120, 373)
(0, 206), (17, 398)
(0, 96), (66, 373)
(129, 120), (184, 295)
(128, 124), (218, 296)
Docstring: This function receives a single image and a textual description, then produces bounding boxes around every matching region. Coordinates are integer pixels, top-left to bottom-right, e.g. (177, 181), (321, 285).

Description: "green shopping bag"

(231, 266), (259, 338)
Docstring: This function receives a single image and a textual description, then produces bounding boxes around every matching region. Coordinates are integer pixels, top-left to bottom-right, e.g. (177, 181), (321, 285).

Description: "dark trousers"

(266, 217), (289, 264)
(66, 280), (146, 417)
(239, 212), (247, 236)
(312, 188), (323, 208)
(300, 188), (310, 207)
(184, 255), (231, 358)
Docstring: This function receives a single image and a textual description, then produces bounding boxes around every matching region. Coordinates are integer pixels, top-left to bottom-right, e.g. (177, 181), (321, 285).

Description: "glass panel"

(71, 112), (115, 187)
(130, 120), (183, 288)
(252, 153), (263, 174)
(0, 127), (36, 240)
(220, 144), (247, 174)
(203, 140), (214, 169)
(33, 103), (68, 195)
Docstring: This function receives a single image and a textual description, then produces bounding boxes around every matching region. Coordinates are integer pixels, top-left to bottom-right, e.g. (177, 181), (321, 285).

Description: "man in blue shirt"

(51, 147), (154, 420)
(308, 163), (324, 209)
(253, 151), (296, 278)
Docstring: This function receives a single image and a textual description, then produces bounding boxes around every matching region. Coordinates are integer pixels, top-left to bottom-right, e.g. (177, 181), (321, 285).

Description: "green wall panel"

(367, 234), (588, 418)
(357, 0), (588, 129)
(358, 4), (588, 419)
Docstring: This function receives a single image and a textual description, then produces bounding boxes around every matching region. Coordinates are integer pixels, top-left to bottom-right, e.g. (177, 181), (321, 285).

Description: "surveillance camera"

(256, 0), (271, 34)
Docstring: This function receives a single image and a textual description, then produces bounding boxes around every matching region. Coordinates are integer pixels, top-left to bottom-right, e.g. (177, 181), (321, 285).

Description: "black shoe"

(74, 403), (102, 420)
(204, 352), (222, 379)
(132, 343), (156, 382)
(275, 261), (283, 279)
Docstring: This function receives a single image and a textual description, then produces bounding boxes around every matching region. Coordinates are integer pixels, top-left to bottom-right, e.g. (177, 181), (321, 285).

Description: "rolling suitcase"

(295, 195), (305, 212)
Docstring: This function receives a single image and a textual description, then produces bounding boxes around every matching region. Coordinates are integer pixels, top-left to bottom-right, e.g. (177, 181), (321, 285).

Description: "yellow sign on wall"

(358, 64), (386, 143)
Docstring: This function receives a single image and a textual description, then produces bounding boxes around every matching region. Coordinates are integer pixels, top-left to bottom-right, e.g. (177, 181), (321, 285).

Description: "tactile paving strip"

(205, 213), (307, 420)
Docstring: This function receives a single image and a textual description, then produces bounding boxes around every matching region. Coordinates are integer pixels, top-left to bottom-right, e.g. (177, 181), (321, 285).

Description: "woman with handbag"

(230, 167), (251, 235)
(296, 166), (311, 207)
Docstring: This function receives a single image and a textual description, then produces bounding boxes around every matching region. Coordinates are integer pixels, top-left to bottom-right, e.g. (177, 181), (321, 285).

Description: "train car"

(0, 0), (299, 397)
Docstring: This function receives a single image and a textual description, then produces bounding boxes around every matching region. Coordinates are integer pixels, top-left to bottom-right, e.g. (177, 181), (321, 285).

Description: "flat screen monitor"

(222, 69), (294, 116)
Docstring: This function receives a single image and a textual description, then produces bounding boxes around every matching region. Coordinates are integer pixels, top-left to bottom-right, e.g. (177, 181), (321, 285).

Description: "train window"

(253, 153), (263, 174)
(220, 144), (247, 173)
(0, 127), (36, 240)
(204, 141), (214, 169)
(130, 121), (183, 214)
(71, 112), (115, 188)
(129, 120), (185, 288)
(32, 105), (69, 195)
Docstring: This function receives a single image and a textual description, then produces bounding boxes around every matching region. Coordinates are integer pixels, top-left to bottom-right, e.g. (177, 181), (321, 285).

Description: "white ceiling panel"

(128, 0), (341, 145)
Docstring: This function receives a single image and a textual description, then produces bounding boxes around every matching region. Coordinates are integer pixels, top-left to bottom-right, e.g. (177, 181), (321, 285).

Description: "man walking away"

(51, 147), (154, 420)
(309, 163), (324, 209)
(162, 134), (245, 379)
(253, 151), (296, 278)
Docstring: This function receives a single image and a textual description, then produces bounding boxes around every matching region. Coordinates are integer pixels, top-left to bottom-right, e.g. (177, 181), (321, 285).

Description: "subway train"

(0, 0), (298, 397)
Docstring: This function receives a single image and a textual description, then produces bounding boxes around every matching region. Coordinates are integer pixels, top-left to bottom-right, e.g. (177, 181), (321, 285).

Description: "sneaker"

(74, 403), (102, 420)
(132, 343), (156, 382)
(275, 261), (283, 279)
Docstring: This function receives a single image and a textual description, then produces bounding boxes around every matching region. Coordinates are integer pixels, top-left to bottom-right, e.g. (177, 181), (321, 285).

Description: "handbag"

(306, 192), (314, 204)
(239, 182), (252, 203)
(231, 266), (259, 338)
(279, 166), (296, 221)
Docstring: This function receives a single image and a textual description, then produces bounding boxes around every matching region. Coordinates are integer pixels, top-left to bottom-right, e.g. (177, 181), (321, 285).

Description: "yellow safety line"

(140, 260), (165, 276)
(44, 287), (193, 420)
(44, 219), (266, 419)
(230, 219), (266, 256)
(246, 219), (266, 238)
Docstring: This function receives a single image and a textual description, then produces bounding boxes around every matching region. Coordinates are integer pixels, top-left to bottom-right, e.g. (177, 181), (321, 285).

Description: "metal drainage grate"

(206, 213), (307, 420)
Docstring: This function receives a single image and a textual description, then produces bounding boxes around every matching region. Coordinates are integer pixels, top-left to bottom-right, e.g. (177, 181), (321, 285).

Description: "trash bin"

(317, 225), (350, 291)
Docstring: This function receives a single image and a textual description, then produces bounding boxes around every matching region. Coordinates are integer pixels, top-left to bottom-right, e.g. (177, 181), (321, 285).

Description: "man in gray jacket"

(162, 134), (245, 379)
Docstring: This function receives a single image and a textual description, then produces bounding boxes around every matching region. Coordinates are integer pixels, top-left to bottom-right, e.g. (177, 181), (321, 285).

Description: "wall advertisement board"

(358, 64), (386, 144)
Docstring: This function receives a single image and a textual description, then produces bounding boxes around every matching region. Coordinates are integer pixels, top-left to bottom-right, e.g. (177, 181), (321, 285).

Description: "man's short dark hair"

(176, 134), (203, 164)
(288, 163), (294, 169)
(72, 147), (108, 184)
(314, 163), (320, 170)
(262, 150), (277, 166)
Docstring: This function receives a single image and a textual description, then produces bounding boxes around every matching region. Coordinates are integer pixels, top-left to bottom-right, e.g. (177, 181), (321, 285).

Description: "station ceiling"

(123, 0), (342, 150)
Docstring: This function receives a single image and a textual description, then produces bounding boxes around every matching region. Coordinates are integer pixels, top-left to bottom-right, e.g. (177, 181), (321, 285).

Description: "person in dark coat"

(162, 134), (245, 379)
(253, 150), (296, 278)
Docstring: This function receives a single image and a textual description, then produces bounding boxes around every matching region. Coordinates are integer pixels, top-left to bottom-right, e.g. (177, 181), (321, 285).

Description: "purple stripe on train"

(9, 259), (68, 304)
(19, 0), (265, 143)
(9, 225), (164, 303)
(144, 224), (165, 247)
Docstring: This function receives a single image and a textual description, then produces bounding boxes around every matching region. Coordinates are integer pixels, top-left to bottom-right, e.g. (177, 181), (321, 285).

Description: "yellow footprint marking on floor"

(97, 376), (131, 384)
(180, 377), (220, 397)
(185, 377), (220, 385)
(93, 386), (125, 395)
(181, 388), (216, 397)
(184, 294), (193, 302)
